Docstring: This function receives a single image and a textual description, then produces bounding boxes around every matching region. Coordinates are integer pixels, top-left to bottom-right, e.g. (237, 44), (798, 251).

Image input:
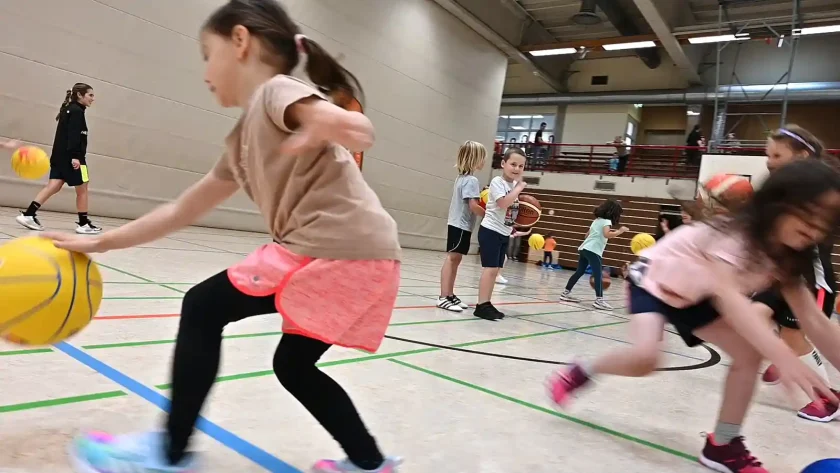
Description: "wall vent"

(594, 180), (616, 192)
(591, 75), (609, 85)
(523, 176), (541, 186)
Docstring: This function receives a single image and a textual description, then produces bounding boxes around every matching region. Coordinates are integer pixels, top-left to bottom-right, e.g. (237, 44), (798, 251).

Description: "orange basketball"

(516, 194), (541, 227)
(698, 173), (753, 213)
(589, 268), (612, 291)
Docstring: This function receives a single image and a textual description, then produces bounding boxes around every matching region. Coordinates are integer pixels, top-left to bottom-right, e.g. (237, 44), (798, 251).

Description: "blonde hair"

(455, 140), (487, 175)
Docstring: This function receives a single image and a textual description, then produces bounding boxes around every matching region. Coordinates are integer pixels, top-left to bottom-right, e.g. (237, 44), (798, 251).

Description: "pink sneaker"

(546, 363), (591, 407)
(699, 434), (768, 473)
(798, 390), (840, 423)
(312, 457), (402, 473)
(761, 364), (780, 385)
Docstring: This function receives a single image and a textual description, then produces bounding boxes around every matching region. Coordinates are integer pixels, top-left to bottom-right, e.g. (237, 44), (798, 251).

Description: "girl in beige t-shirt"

(51, 1), (401, 472)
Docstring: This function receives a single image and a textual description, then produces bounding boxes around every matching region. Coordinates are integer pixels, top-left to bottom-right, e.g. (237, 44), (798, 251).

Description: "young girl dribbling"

(53, 1), (402, 472)
(559, 199), (628, 310)
(547, 159), (840, 473)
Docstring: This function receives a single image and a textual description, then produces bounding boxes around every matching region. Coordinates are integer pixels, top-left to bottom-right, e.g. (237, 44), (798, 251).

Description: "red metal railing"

(493, 142), (840, 180)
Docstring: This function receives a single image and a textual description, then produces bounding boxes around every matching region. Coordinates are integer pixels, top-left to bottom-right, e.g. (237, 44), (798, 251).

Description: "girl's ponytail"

(298, 36), (364, 106)
(56, 89), (72, 122)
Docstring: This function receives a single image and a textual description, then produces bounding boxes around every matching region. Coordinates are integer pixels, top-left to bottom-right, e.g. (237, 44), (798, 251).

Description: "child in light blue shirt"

(560, 199), (628, 310)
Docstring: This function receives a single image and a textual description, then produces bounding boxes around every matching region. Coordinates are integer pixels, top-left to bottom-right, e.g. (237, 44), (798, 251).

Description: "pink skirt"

(227, 243), (400, 353)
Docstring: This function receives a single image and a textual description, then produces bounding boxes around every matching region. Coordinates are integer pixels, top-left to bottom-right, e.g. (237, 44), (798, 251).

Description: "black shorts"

(628, 282), (718, 347)
(753, 287), (835, 329)
(478, 226), (509, 268)
(49, 160), (89, 187)
(446, 226), (471, 255)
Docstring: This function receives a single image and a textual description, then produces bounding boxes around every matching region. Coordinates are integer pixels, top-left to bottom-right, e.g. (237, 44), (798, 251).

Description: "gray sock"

(713, 422), (741, 444)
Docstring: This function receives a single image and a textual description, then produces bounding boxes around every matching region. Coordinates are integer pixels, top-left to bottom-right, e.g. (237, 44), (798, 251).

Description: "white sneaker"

(16, 214), (44, 231)
(451, 295), (469, 309)
(496, 275), (508, 285)
(76, 222), (102, 234)
(593, 299), (614, 311)
(436, 296), (464, 313)
(559, 291), (580, 303)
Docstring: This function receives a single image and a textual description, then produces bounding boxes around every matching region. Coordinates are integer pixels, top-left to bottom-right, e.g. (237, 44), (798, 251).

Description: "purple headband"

(778, 128), (816, 154)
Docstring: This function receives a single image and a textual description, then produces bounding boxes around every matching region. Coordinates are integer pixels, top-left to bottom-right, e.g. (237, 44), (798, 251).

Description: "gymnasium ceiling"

(434, 0), (840, 93)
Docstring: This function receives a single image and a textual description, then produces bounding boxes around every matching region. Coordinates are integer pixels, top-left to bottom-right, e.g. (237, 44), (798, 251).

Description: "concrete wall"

(0, 0), (508, 250)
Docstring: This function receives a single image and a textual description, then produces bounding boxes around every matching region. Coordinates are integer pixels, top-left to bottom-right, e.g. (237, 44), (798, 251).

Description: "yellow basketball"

(11, 146), (50, 180)
(0, 236), (102, 345)
(479, 188), (490, 209)
(528, 233), (545, 250)
(630, 233), (655, 255)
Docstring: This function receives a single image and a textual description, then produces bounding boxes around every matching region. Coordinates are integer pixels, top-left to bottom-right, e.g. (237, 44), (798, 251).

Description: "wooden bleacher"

(515, 189), (662, 271)
(516, 189), (840, 287)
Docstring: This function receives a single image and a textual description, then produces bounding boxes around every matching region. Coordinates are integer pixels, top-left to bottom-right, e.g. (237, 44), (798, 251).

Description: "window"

(625, 116), (639, 146)
(496, 114), (555, 144)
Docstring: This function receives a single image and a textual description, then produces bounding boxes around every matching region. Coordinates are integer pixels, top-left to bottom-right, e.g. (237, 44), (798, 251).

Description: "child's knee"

(629, 348), (660, 376)
(447, 253), (463, 264)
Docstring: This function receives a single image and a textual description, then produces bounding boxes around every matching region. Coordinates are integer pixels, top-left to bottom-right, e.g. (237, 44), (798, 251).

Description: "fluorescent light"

(688, 34), (748, 44)
(634, 103), (644, 108)
(508, 115), (532, 119)
(778, 34), (785, 47)
(510, 126), (526, 130)
(532, 115), (544, 119)
(794, 24), (840, 36)
(602, 41), (657, 51)
(530, 48), (578, 56)
(687, 111), (700, 116)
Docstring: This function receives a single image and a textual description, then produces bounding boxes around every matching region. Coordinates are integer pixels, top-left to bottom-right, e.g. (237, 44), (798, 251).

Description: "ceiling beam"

(431, 0), (565, 91)
(632, 0), (703, 84)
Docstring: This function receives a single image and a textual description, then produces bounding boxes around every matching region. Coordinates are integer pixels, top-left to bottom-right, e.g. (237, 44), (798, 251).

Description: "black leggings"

(165, 271), (384, 469)
(565, 249), (604, 297)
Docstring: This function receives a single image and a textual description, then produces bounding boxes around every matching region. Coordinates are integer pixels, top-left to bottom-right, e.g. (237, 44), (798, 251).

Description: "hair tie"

(294, 34), (307, 54)
(779, 128), (816, 154)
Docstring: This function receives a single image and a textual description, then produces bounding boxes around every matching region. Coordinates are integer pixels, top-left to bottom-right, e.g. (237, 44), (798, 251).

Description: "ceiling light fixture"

(602, 41), (657, 51)
(529, 48), (578, 56)
(794, 24), (840, 36)
(688, 34), (748, 44)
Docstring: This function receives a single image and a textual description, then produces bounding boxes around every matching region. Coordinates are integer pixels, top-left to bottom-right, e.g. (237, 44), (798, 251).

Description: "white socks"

(800, 349), (829, 384)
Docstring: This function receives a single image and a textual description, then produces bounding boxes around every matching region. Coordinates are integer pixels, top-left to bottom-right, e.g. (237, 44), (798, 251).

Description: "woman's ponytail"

(56, 89), (72, 121)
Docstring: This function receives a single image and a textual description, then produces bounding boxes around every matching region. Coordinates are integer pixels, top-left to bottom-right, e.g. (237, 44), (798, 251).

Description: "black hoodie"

(51, 102), (88, 165)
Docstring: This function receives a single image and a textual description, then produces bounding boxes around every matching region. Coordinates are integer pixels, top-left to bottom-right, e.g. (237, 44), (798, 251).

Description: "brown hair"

(56, 83), (92, 121)
(203, 0), (363, 104)
(769, 124), (824, 158)
(503, 147), (525, 161)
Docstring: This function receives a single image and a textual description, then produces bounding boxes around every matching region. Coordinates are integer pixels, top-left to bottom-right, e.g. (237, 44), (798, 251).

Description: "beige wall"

(0, 0), (507, 250)
(561, 104), (635, 152)
(568, 57), (688, 93)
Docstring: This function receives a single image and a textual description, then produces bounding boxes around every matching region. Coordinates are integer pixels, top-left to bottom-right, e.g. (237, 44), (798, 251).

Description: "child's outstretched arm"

(47, 172), (239, 253)
(711, 280), (836, 404)
(782, 283), (840, 371)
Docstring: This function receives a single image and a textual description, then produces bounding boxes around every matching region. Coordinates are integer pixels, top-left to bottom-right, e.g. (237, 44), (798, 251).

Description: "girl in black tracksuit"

(16, 83), (101, 234)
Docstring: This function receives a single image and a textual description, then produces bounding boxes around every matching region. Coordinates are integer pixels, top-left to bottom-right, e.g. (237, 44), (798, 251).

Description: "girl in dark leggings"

(51, 1), (402, 472)
(559, 200), (628, 310)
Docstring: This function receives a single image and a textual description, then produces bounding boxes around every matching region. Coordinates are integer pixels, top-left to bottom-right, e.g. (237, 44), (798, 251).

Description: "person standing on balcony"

(686, 125), (702, 166)
(611, 136), (630, 174)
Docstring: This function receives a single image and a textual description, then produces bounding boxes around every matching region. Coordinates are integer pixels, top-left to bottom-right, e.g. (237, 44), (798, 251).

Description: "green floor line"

(388, 359), (698, 463)
(0, 309), (582, 357)
(0, 348), (53, 356)
(0, 321), (625, 414)
(0, 391), (128, 413)
(97, 263), (186, 295)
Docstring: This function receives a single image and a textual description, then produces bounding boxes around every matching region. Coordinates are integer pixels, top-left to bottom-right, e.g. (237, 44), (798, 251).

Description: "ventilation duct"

(500, 82), (840, 105)
(572, 0), (602, 26)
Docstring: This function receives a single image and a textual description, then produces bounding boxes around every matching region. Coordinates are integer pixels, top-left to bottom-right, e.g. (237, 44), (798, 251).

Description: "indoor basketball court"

(0, 207), (838, 473)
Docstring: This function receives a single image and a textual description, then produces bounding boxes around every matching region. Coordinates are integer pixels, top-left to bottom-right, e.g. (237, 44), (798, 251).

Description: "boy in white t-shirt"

(475, 148), (530, 321)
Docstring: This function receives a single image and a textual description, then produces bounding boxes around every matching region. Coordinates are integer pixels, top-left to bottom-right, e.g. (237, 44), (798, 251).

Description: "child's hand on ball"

(44, 232), (107, 254)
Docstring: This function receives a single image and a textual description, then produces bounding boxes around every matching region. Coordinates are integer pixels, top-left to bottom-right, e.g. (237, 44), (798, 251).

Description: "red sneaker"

(699, 434), (768, 473)
(546, 363), (590, 408)
(761, 364), (780, 385)
(797, 389), (840, 423)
